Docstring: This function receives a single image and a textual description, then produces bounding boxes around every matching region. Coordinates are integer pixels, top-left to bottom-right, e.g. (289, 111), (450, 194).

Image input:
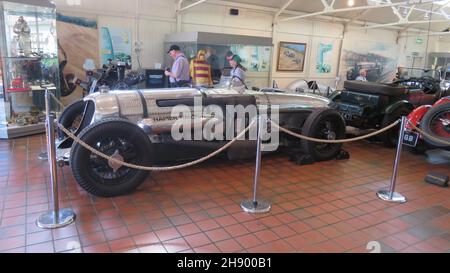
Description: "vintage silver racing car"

(57, 86), (346, 197)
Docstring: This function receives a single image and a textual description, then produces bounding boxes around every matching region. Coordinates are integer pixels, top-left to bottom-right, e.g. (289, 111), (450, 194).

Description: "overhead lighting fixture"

(348, 0), (355, 7)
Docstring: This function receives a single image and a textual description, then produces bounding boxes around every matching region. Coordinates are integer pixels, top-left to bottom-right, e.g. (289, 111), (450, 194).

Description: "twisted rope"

(271, 120), (401, 144)
(57, 121), (256, 171)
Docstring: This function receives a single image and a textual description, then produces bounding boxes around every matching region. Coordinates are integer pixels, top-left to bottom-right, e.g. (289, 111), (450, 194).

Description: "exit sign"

(416, 37), (424, 44)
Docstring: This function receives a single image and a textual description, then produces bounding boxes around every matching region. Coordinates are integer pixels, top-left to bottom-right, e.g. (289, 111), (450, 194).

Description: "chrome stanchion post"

(377, 116), (407, 203)
(38, 100), (48, 160)
(241, 115), (271, 213)
(37, 88), (76, 229)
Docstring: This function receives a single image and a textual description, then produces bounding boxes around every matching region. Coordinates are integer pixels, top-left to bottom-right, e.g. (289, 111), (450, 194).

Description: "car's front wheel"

(70, 118), (153, 197)
(381, 106), (412, 148)
(301, 108), (346, 161)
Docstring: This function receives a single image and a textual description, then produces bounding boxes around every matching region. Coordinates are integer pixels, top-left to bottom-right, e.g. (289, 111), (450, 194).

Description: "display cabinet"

(0, 0), (59, 139)
(164, 32), (273, 89)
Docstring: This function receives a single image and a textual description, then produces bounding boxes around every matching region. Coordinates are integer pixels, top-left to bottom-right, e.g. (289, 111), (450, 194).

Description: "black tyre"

(344, 81), (405, 96)
(70, 118), (153, 197)
(301, 108), (346, 161)
(381, 106), (412, 148)
(57, 100), (86, 140)
(420, 102), (450, 148)
(60, 73), (77, 97)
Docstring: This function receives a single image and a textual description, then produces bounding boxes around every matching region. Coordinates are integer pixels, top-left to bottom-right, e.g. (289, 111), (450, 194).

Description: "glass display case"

(0, 0), (59, 139)
(164, 32), (273, 89)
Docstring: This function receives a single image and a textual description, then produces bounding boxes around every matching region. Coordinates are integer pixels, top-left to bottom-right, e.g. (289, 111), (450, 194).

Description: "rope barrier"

(57, 121), (256, 172)
(271, 120), (401, 144)
(51, 93), (67, 109)
(406, 120), (450, 146)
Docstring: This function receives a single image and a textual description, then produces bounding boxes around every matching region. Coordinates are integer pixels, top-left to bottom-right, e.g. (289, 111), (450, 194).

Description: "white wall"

(52, 0), (445, 89)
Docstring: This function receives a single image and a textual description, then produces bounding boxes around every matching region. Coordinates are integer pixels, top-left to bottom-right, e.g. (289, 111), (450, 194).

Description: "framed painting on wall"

(277, 42), (306, 72)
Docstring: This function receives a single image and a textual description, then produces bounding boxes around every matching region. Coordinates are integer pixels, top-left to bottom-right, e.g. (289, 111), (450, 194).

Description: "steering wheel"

(419, 76), (438, 94)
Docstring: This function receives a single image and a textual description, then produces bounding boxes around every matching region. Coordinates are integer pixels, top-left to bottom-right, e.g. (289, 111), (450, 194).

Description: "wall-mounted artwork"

(339, 40), (398, 83)
(100, 27), (132, 66)
(316, 43), (333, 74)
(277, 42), (306, 72)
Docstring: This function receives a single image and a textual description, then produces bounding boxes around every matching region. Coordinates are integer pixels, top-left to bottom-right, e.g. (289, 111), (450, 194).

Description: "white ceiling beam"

(178, 0), (208, 12)
(399, 31), (450, 38)
(177, 0), (184, 11)
(391, 6), (404, 21)
(279, 1), (411, 22)
(320, 0), (335, 10)
(361, 19), (450, 30)
(204, 0), (431, 32)
(406, 5), (416, 19)
(274, 0), (295, 22)
(400, 0), (449, 32)
(346, 9), (371, 26)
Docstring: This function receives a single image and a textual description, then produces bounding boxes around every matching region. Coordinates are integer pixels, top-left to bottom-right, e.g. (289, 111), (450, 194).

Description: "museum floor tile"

(0, 134), (449, 253)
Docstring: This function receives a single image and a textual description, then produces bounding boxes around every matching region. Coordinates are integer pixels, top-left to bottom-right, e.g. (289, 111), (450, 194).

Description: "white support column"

(176, 0), (184, 32)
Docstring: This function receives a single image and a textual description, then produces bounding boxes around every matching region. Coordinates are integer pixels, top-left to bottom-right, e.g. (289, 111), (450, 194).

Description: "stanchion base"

(38, 152), (48, 160)
(241, 200), (271, 214)
(377, 190), (407, 203)
(36, 208), (76, 229)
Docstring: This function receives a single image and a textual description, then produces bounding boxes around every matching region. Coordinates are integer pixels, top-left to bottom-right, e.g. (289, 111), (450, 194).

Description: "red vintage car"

(405, 96), (450, 153)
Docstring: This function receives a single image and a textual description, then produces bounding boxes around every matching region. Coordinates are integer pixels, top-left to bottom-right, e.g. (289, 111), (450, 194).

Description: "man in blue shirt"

(165, 45), (191, 87)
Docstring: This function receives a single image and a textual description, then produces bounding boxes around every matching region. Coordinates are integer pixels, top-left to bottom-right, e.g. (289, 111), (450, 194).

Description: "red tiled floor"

(0, 135), (449, 253)
(205, 228), (231, 242)
(162, 237), (191, 253)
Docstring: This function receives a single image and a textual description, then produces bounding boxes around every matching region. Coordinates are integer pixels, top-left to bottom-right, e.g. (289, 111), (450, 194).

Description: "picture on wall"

(56, 12), (99, 103)
(100, 27), (132, 66)
(339, 40), (398, 83)
(277, 42), (306, 72)
(316, 43), (333, 74)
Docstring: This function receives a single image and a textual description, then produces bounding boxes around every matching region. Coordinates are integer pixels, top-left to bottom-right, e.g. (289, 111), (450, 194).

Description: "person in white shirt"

(355, 69), (368, 82)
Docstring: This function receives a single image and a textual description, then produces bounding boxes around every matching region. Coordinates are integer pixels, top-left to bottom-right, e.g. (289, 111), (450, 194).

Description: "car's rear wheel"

(381, 106), (411, 148)
(70, 118), (153, 197)
(57, 100), (85, 140)
(301, 108), (346, 161)
(420, 102), (450, 148)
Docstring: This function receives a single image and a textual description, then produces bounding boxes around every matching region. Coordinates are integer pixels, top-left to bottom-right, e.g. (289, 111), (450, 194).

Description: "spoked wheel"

(70, 118), (153, 197)
(301, 108), (346, 161)
(420, 102), (450, 148)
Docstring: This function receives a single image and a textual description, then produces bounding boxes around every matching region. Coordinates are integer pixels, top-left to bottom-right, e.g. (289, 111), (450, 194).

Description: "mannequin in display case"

(12, 16), (31, 57)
